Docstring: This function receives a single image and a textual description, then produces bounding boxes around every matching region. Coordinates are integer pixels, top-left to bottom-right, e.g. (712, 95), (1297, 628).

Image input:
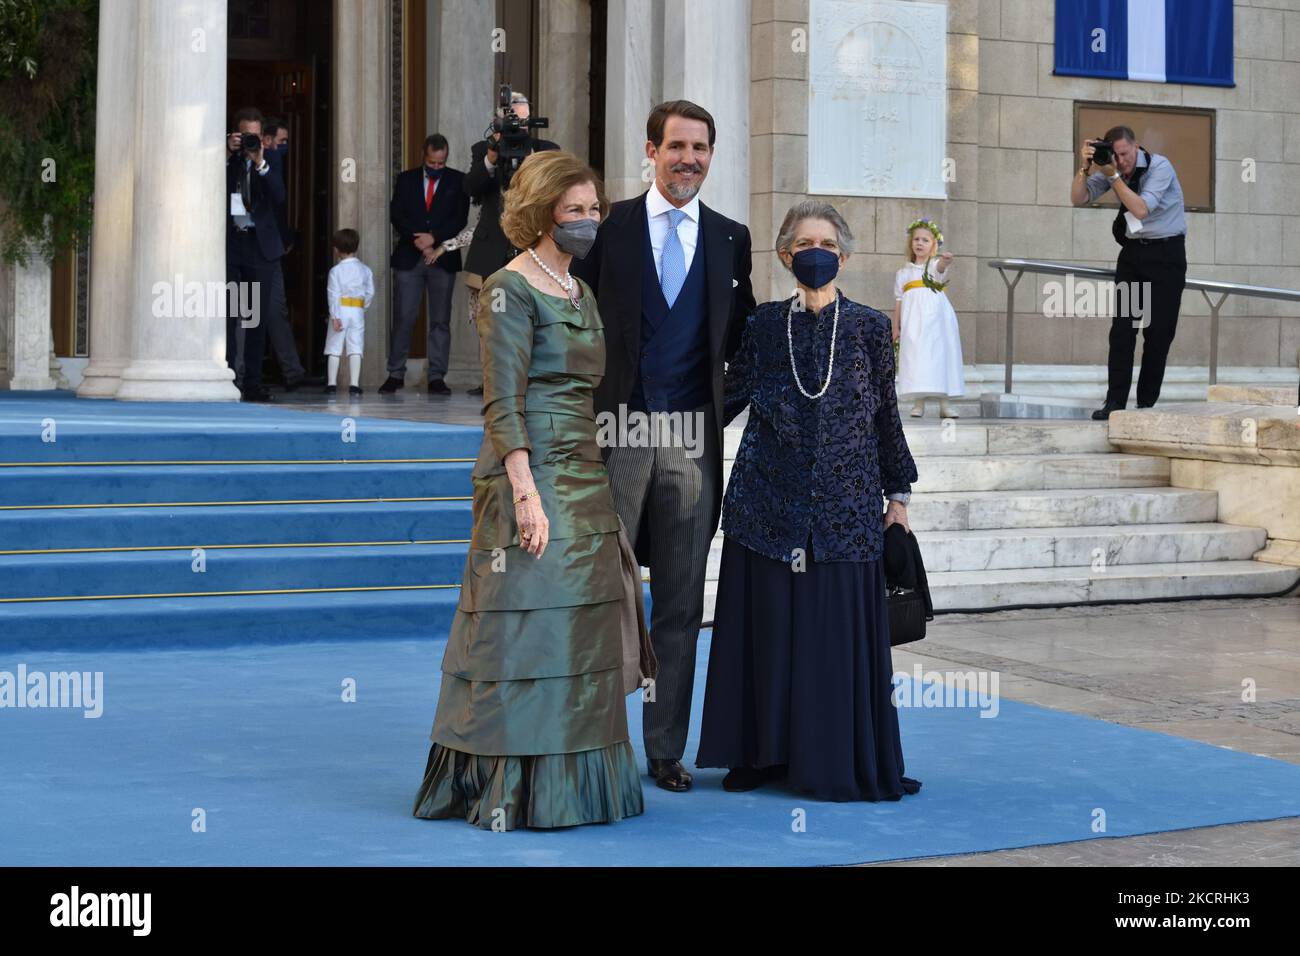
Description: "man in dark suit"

(461, 93), (559, 395)
(571, 100), (755, 793)
(380, 134), (471, 395)
(225, 106), (286, 402)
(259, 118), (307, 390)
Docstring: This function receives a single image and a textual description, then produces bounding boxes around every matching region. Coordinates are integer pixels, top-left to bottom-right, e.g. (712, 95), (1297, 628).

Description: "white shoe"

(940, 401), (959, 419)
(909, 401), (925, 418)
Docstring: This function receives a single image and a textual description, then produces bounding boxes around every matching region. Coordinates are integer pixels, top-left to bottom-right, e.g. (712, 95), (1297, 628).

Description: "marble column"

(537, 0), (591, 162)
(334, 0), (392, 388)
(662, 0), (750, 224)
(431, 0), (496, 386)
(0, 259), (10, 384)
(115, 0), (239, 401)
(604, 0), (659, 203)
(78, 0), (138, 398)
(8, 251), (58, 390)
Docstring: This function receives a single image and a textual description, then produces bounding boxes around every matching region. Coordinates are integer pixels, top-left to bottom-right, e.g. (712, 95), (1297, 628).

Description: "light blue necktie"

(660, 209), (687, 308)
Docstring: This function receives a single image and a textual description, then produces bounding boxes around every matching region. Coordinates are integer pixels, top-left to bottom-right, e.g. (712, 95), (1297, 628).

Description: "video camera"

(486, 84), (548, 191)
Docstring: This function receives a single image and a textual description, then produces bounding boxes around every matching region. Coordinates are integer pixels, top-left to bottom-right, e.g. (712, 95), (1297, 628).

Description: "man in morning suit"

(381, 134), (471, 395)
(571, 99), (756, 793)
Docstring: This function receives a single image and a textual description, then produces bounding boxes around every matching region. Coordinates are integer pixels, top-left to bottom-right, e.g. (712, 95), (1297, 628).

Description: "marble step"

(906, 486), (1218, 531)
(699, 560), (1300, 620)
(703, 522), (1266, 579)
(924, 560), (1300, 612)
(718, 451), (1167, 493)
(722, 418), (1114, 460)
(909, 453), (1169, 492)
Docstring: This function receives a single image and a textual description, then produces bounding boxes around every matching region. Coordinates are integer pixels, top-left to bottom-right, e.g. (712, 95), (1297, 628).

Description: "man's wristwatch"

(1108, 171), (1121, 182)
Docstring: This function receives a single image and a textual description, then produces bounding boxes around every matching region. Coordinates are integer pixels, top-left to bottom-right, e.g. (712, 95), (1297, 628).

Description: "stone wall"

(751, 0), (1300, 372)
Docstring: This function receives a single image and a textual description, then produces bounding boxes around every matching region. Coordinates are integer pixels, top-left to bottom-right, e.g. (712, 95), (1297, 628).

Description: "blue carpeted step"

(0, 394), (483, 463)
(0, 588), (464, 649)
(0, 461), (474, 507)
(0, 543), (469, 600)
(0, 584), (655, 650)
(0, 499), (473, 552)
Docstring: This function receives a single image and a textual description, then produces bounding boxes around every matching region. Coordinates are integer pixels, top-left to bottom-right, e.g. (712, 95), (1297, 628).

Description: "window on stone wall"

(1074, 102), (1215, 213)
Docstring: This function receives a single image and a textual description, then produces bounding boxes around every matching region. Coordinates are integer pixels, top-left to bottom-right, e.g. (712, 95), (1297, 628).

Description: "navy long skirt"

(695, 536), (922, 802)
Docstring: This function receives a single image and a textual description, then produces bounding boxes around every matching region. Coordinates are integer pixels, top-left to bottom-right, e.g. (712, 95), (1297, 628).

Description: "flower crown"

(906, 217), (943, 245)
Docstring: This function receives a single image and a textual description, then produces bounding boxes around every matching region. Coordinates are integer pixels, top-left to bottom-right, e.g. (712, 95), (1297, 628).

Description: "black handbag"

(882, 523), (933, 646)
(1110, 147), (1150, 247)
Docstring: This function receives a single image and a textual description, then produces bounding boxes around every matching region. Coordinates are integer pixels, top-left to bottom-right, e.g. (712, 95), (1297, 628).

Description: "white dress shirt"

(645, 184), (700, 282)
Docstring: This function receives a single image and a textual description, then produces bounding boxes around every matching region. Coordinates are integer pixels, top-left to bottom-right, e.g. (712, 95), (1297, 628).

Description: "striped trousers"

(604, 402), (720, 762)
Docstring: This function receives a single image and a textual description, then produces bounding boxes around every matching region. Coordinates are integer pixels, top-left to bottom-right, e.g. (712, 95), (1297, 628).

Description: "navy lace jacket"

(720, 291), (918, 563)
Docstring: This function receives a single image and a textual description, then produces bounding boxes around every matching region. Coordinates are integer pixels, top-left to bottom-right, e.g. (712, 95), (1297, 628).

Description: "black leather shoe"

(427, 378), (452, 396)
(1091, 401), (1125, 420)
(1136, 401), (1154, 409)
(241, 386), (274, 403)
(722, 764), (787, 792)
(283, 376), (302, 392)
(467, 384), (484, 396)
(647, 758), (693, 792)
(323, 385), (337, 395)
(348, 385), (363, 397)
(378, 375), (403, 394)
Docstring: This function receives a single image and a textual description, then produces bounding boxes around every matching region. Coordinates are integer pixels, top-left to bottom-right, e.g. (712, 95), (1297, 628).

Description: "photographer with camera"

(226, 106), (286, 402)
(461, 88), (559, 396)
(1071, 125), (1187, 420)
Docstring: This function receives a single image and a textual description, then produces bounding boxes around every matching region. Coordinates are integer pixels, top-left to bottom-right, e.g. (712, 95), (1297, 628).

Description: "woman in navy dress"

(695, 200), (922, 801)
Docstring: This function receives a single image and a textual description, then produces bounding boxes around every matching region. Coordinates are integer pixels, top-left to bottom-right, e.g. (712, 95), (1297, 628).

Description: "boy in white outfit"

(324, 228), (374, 396)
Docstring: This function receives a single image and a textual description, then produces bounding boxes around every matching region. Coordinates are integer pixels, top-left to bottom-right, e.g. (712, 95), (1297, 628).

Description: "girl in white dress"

(892, 217), (965, 419)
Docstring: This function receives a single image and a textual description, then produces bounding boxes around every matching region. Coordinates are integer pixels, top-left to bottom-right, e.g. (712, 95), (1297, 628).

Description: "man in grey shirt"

(1071, 125), (1188, 420)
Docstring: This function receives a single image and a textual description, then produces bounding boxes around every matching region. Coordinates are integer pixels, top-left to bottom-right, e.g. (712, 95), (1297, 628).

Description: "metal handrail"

(986, 258), (1300, 393)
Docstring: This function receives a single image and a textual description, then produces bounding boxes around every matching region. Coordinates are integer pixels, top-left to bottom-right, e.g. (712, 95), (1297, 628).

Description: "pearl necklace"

(527, 248), (581, 310)
(786, 290), (839, 399)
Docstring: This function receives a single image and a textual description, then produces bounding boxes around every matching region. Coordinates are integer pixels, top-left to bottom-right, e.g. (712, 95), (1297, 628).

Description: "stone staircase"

(703, 411), (1299, 618)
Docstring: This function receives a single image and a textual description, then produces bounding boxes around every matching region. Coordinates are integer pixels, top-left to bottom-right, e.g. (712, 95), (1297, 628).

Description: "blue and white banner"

(1054, 0), (1234, 87)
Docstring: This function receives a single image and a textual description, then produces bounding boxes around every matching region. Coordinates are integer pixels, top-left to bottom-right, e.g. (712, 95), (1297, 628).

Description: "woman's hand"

(884, 500), (911, 534)
(332, 318), (343, 332)
(514, 492), (549, 558)
(504, 450), (548, 558)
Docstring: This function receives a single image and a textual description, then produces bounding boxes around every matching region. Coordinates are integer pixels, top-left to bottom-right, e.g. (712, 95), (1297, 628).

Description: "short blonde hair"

(500, 151), (608, 251)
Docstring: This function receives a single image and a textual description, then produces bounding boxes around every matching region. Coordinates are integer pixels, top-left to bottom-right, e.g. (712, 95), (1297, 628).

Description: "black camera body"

(487, 84), (548, 191)
(1091, 138), (1113, 166)
(240, 131), (262, 153)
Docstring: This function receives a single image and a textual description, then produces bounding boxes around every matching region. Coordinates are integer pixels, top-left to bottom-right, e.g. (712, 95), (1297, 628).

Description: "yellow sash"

(901, 279), (926, 293)
(339, 296), (365, 308)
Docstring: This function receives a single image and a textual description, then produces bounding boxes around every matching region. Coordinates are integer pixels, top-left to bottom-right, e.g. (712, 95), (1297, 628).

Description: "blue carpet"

(0, 392), (483, 462)
(3, 631), (1299, 866)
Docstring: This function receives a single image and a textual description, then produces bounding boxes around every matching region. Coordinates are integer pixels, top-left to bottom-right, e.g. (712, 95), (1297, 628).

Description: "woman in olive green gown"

(413, 150), (652, 830)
